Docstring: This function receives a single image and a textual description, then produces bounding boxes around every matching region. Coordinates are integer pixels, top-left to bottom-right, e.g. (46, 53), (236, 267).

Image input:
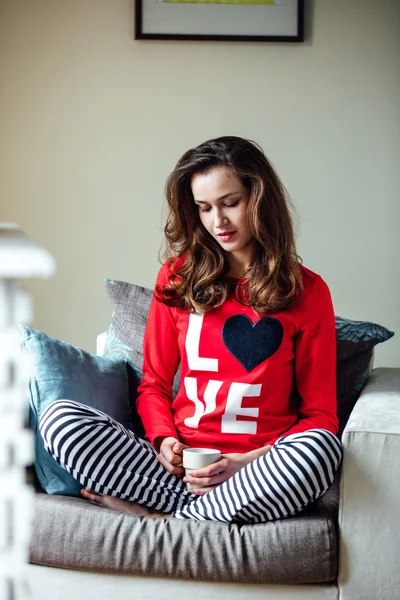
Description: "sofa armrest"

(338, 367), (400, 600)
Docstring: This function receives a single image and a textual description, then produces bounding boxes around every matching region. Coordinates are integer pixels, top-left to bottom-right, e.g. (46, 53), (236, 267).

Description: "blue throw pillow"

(20, 326), (132, 496)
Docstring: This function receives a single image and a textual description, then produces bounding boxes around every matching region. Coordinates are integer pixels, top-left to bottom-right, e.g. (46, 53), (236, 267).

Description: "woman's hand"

(184, 445), (272, 495)
(156, 436), (189, 478)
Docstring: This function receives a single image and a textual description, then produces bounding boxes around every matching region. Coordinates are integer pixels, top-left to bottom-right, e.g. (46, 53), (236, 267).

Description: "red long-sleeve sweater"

(136, 260), (338, 454)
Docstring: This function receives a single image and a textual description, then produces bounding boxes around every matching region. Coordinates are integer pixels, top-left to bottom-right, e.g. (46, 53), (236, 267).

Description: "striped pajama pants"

(39, 399), (342, 523)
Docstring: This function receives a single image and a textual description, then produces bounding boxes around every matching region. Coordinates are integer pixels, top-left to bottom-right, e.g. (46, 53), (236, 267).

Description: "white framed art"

(135, 0), (304, 42)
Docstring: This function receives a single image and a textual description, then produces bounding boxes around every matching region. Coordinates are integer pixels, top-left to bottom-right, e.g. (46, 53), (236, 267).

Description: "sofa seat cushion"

(29, 475), (339, 585)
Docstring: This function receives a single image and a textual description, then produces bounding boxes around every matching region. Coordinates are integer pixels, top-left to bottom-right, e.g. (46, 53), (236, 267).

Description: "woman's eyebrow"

(194, 192), (241, 204)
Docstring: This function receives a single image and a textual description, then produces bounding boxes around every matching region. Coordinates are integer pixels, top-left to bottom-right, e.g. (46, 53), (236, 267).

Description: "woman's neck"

(227, 268), (246, 279)
(226, 248), (254, 279)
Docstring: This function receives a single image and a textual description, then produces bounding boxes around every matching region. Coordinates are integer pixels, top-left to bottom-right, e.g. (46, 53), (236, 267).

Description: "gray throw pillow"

(104, 279), (394, 436)
(104, 279), (181, 398)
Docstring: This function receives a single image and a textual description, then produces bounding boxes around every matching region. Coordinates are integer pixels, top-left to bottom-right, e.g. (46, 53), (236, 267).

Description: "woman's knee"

(276, 429), (342, 456)
(273, 429), (343, 484)
(39, 399), (87, 444)
(305, 429), (343, 466)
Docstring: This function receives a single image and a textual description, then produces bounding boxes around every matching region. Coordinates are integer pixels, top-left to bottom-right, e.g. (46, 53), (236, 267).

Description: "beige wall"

(0, 0), (399, 366)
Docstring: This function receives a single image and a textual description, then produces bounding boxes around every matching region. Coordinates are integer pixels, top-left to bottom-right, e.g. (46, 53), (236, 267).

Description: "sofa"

(24, 281), (400, 600)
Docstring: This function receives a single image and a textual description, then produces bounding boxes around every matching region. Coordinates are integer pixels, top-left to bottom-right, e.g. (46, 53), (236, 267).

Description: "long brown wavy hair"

(157, 136), (303, 314)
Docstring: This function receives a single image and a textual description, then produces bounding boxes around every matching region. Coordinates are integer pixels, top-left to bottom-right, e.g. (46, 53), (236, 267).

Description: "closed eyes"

(200, 200), (239, 213)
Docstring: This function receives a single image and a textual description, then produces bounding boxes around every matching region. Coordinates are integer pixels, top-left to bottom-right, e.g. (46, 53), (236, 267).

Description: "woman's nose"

(214, 210), (228, 228)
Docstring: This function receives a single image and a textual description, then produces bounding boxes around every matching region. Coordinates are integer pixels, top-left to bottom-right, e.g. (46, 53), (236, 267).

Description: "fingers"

(160, 439), (186, 465)
(156, 437), (187, 477)
(156, 452), (185, 477)
(160, 438), (188, 467)
(183, 457), (235, 490)
(172, 441), (188, 455)
(184, 472), (227, 488)
(187, 458), (228, 479)
(187, 486), (218, 496)
(163, 448), (183, 466)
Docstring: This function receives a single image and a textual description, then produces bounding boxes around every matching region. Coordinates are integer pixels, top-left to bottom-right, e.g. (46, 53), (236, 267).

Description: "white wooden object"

(0, 224), (56, 600)
(96, 332), (107, 356)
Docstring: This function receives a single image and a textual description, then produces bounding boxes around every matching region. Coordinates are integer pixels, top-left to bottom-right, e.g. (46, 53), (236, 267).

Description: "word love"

(183, 313), (262, 434)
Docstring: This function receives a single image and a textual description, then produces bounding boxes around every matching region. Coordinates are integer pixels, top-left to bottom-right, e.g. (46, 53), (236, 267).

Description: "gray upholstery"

(28, 369), (400, 599)
(29, 280), (394, 589)
(339, 368), (400, 600)
(30, 473), (339, 584)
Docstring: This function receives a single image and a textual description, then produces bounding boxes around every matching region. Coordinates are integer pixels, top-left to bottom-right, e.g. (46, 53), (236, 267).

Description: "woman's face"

(191, 166), (255, 265)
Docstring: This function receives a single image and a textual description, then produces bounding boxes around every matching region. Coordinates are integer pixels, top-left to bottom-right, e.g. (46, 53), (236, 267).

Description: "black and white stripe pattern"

(39, 400), (342, 523)
(39, 400), (191, 513)
(175, 428), (342, 522)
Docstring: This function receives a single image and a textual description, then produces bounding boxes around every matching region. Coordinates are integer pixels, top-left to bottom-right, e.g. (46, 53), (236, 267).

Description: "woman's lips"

(217, 231), (236, 242)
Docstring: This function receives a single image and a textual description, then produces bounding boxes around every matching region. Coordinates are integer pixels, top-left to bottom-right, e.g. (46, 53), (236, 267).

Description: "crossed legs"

(39, 400), (342, 523)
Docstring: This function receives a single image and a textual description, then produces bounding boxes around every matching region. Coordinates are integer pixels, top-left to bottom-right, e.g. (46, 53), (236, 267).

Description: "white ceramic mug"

(182, 448), (222, 490)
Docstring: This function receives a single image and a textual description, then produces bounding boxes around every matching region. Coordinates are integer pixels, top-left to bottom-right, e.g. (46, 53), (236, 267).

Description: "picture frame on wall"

(135, 0), (304, 42)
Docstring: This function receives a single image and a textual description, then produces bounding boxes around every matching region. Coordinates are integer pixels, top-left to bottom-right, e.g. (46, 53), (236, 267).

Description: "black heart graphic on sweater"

(222, 315), (283, 372)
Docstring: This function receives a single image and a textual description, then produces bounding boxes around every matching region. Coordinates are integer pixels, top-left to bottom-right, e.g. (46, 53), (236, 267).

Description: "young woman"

(40, 136), (342, 523)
